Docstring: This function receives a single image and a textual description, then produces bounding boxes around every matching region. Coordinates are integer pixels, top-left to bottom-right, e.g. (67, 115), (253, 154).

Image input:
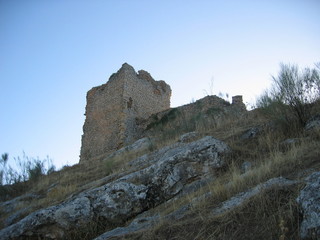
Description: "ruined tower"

(80, 63), (171, 163)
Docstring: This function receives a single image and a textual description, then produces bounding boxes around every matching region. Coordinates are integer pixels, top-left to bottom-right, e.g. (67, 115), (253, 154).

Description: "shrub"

(0, 152), (56, 185)
(0, 153), (9, 185)
(256, 63), (320, 130)
(27, 160), (45, 182)
(146, 108), (180, 130)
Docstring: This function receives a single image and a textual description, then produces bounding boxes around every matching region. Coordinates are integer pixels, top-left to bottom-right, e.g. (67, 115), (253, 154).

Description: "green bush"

(257, 63), (320, 130)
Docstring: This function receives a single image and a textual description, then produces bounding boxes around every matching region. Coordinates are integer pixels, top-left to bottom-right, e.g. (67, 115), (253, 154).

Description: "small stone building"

(80, 63), (171, 163)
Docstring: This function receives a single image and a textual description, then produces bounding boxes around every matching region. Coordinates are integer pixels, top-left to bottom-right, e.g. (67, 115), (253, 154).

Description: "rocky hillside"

(1, 95), (320, 240)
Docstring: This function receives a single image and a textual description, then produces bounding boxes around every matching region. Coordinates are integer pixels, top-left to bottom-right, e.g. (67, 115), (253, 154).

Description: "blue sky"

(1, 0), (319, 169)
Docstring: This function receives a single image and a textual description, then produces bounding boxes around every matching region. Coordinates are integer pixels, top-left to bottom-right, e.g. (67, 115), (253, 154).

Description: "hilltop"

(0, 64), (320, 240)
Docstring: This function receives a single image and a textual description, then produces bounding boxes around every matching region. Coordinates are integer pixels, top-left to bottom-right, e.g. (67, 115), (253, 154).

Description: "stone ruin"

(80, 63), (246, 163)
(80, 63), (171, 163)
(232, 95), (244, 105)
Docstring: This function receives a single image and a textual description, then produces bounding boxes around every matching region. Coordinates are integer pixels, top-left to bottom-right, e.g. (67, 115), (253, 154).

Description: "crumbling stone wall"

(80, 63), (171, 163)
(231, 95), (246, 110)
(142, 94), (247, 138)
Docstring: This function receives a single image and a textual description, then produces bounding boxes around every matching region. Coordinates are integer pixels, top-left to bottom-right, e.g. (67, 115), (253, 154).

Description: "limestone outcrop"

(94, 177), (298, 240)
(1, 134), (320, 239)
(80, 63), (171, 163)
(0, 136), (230, 239)
(296, 171), (320, 239)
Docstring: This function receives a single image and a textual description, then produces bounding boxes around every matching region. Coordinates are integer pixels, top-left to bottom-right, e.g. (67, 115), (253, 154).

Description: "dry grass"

(0, 140), (156, 224)
(123, 120), (320, 240)
(99, 124), (319, 239)
(128, 186), (300, 240)
(2, 99), (319, 239)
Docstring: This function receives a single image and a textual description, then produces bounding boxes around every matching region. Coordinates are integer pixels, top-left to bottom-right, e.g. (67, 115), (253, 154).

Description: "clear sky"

(1, 0), (319, 169)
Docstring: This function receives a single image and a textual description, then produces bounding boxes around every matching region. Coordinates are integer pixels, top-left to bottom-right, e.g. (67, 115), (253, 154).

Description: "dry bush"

(256, 63), (320, 131)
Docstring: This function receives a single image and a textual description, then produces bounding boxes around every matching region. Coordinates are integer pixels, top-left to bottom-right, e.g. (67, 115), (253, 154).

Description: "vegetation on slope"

(0, 63), (319, 239)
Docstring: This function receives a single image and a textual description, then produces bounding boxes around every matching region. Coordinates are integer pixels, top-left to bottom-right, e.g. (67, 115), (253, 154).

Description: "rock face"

(305, 114), (320, 131)
(178, 132), (200, 143)
(80, 63), (171, 163)
(212, 177), (298, 215)
(94, 177), (298, 240)
(296, 171), (320, 239)
(0, 136), (230, 239)
(241, 126), (261, 140)
(0, 193), (42, 227)
(106, 137), (152, 161)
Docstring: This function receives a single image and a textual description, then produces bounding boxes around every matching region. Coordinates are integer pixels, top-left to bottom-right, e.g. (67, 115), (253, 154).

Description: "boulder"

(0, 193), (41, 215)
(212, 177), (298, 215)
(296, 171), (320, 239)
(0, 136), (230, 239)
(3, 207), (31, 227)
(305, 115), (320, 131)
(89, 181), (148, 222)
(0, 196), (93, 239)
(94, 214), (160, 240)
(106, 137), (152, 160)
(94, 177), (297, 239)
(241, 126), (261, 140)
(118, 136), (230, 211)
(0, 193), (42, 227)
(178, 132), (200, 143)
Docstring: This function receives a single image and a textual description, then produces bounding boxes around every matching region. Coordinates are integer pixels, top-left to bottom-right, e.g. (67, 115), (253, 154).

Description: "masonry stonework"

(80, 63), (171, 163)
